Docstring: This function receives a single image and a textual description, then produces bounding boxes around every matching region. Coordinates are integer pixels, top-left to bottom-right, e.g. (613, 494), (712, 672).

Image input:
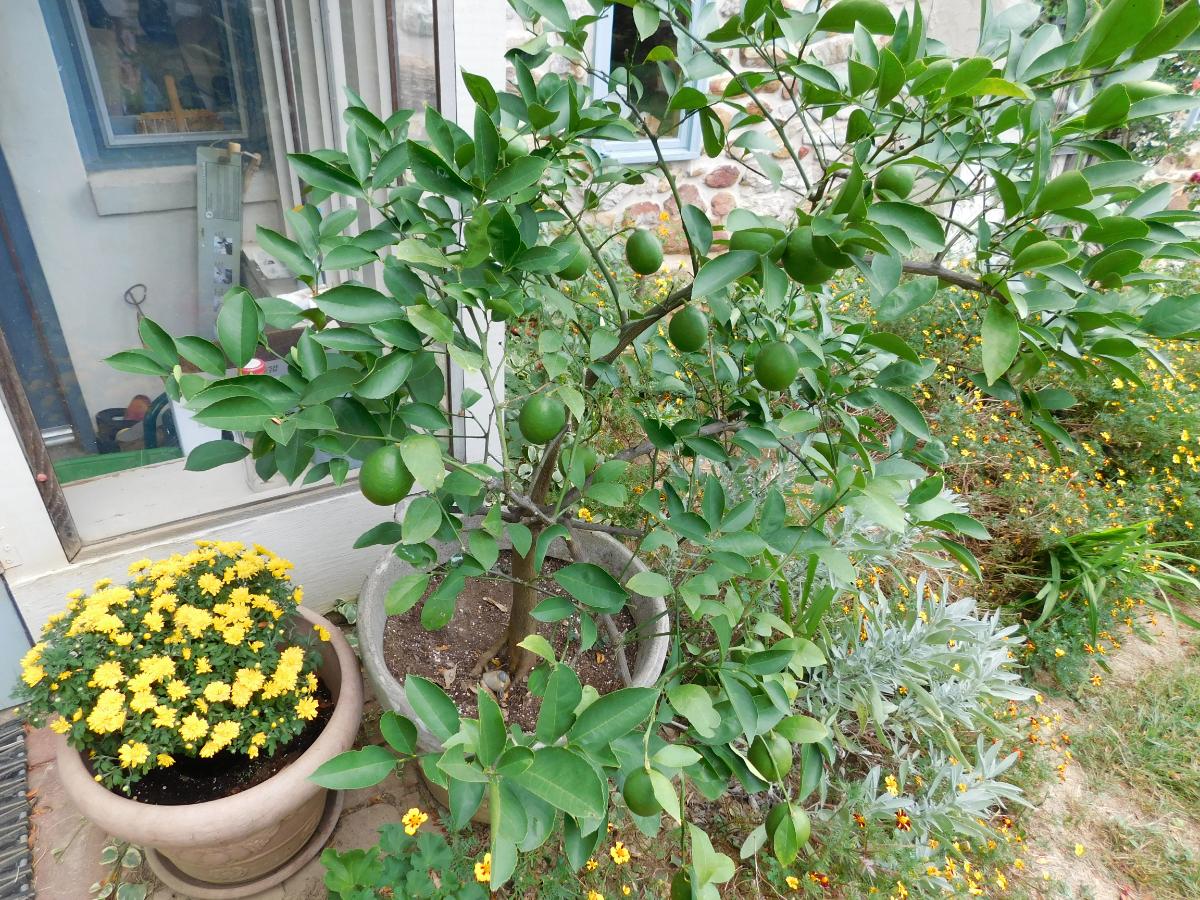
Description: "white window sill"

(88, 165), (279, 217)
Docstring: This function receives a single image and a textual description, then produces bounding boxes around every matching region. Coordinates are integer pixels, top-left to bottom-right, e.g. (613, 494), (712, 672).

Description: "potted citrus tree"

(112, 0), (1200, 890)
(17, 542), (362, 898)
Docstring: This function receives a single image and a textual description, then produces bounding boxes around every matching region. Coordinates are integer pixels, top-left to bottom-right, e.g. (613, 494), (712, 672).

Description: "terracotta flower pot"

(358, 515), (671, 753)
(54, 607), (363, 899)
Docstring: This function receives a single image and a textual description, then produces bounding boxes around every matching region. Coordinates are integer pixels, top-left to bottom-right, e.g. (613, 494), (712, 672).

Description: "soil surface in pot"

(382, 551), (637, 732)
(121, 683), (333, 805)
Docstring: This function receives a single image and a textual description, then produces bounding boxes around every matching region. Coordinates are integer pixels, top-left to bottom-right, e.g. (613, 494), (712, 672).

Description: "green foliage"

(322, 826), (488, 899)
(112, 0), (1200, 886)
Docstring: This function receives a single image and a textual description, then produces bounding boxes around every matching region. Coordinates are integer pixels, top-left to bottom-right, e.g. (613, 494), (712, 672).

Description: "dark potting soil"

(121, 683), (334, 806)
(381, 550), (638, 733)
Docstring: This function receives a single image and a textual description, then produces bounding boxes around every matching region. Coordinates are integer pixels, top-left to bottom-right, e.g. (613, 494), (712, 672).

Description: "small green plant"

(90, 841), (147, 900)
(322, 813), (488, 899)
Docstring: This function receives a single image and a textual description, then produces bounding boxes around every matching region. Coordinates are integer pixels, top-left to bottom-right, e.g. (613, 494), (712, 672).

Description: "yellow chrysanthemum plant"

(17, 540), (329, 792)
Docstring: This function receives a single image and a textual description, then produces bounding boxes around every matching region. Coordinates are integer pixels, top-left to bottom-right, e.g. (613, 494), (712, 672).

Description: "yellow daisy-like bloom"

(92, 660), (124, 689)
(204, 682), (232, 703)
(153, 706), (177, 729)
(474, 853), (492, 883)
(588, 892), (604, 900)
(401, 807), (429, 836)
(195, 657), (213, 675)
(129, 692), (157, 714)
(49, 716), (71, 734)
(196, 572), (223, 596)
(610, 842), (631, 865)
(86, 689), (127, 734)
(786, 875), (800, 890)
(166, 679), (190, 701)
(117, 741), (150, 769)
(179, 713), (209, 741)
(314, 624), (331, 641)
(586, 858), (598, 872)
(296, 696), (319, 721)
(21, 665), (46, 687)
(156, 754), (174, 767)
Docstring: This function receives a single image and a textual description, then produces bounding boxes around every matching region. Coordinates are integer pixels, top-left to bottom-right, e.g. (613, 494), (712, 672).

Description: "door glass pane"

(608, 5), (682, 136)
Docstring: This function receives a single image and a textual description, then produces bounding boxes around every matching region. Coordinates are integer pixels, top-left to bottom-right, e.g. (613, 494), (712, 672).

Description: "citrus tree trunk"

(506, 526), (539, 679)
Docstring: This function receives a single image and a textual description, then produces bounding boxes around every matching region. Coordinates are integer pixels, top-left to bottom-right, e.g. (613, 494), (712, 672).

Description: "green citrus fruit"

(749, 732), (794, 781)
(668, 306), (708, 353)
(754, 342), (801, 392)
(359, 445), (414, 506)
(626, 228), (664, 276)
(781, 227), (836, 286)
(556, 239), (590, 280)
(518, 395), (567, 444)
(670, 870), (693, 900)
(622, 768), (661, 817)
(875, 164), (916, 198)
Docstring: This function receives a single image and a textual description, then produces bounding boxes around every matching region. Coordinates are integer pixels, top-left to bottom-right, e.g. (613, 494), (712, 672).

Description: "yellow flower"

(92, 660), (124, 689)
(588, 893), (604, 900)
(610, 841), (631, 865)
(179, 713), (209, 741)
(156, 754), (175, 767)
(1075, 843), (1086, 857)
(195, 657), (213, 675)
(117, 741), (150, 769)
(204, 682), (232, 703)
(474, 852), (492, 883)
(166, 679), (190, 701)
(586, 858), (598, 871)
(86, 689), (127, 734)
(153, 706), (177, 729)
(196, 572), (223, 596)
(577, 506), (594, 522)
(49, 717), (71, 734)
(786, 875), (800, 890)
(129, 692), (158, 713)
(402, 807), (429, 835)
(21, 665), (46, 687)
(314, 624), (331, 642)
(296, 696), (319, 721)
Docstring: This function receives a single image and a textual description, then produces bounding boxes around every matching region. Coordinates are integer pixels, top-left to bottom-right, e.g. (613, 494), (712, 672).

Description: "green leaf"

(392, 239), (452, 270)
(309, 745), (395, 789)
(981, 300), (1020, 385)
(1012, 240), (1069, 271)
(216, 288), (262, 367)
(402, 496), (443, 545)
(1140, 294), (1200, 337)
(405, 675), (461, 744)
(386, 574), (430, 615)
(944, 57), (993, 96)
(1036, 170), (1093, 212)
(535, 664), (582, 743)
(400, 433), (447, 491)
(567, 686), (658, 747)
(191, 396), (275, 431)
(314, 283), (405, 324)
(509, 747), (606, 819)
(175, 335), (227, 376)
(1080, 0), (1163, 68)
(257, 225), (316, 278)
(476, 688), (506, 768)
(867, 202), (945, 252)
(626, 571), (672, 597)
(1085, 84), (1131, 131)
(817, 0), (895, 34)
(407, 305), (456, 343)
(690, 824), (735, 888)
(407, 141), (474, 201)
(877, 275), (938, 321)
(691, 250), (760, 299)
(138, 317), (177, 368)
(380, 711), (419, 754)
(288, 153), (365, 199)
(356, 352), (413, 400)
(864, 387), (930, 440)
(184, 440), (250, 471)
(667, 684), (719, 738)
(488, 156), (549, 198)
(553, 562), (629, 613)
(323, 243), (377, 270)
(1132, 0), (1200, 61)
(775, 714), (829, 743)
(517, 634), (556, 664)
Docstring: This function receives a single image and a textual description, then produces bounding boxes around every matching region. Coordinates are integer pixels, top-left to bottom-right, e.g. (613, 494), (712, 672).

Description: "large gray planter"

(359, 517), (670, 752)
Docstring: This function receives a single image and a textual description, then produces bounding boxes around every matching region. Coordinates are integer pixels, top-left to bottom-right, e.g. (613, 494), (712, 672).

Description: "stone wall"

(503, 0), (978, 251)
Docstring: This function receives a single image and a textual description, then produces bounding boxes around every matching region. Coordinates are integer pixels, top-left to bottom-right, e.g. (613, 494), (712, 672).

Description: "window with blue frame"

(591, 1), (703, 164)
(41, 0), (268, 170)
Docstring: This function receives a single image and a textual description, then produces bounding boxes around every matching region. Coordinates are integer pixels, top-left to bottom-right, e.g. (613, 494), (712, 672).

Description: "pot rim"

(357, 513), (671, 752)
(54, 606), (363, 840)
